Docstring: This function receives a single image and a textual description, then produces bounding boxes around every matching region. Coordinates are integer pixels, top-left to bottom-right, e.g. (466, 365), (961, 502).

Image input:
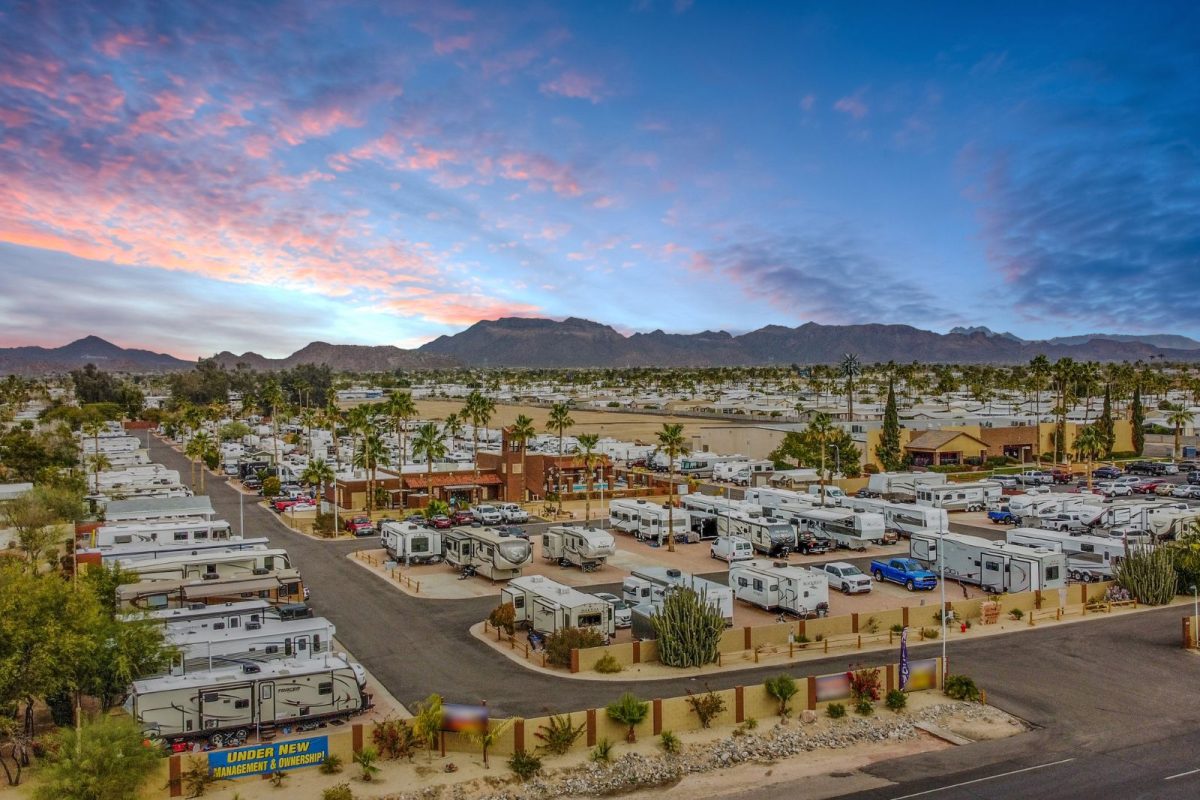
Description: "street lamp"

(828, 444), (841, 506)
(1191, 584), (1198, 648)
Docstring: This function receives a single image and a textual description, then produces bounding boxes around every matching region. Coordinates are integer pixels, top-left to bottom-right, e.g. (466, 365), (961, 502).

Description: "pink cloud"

(497, 152), (582, 197)
(540, 70), (607, 103)
(280, 106), (366, 146)
(434, 34), (474, 55)
(834, 90), (868, 120)
(97, 31), (149, 58)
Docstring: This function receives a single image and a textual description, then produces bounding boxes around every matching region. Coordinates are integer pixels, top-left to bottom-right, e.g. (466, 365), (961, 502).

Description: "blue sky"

(1, 1), (1196, 358)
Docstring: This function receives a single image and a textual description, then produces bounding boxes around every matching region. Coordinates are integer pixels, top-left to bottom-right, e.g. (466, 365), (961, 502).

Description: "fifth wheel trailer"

(501, 575), (615, 637)
(718, 509), (796, 557)
(727, 560), (829, 617)
(540, 526), (615, 571)
(623, 567), (734, 625)
(1004, 527), (1144, 582)
(915, 481), (1002, 512)
(443, 527), (533, 580)
(909, 532), (1066, 593)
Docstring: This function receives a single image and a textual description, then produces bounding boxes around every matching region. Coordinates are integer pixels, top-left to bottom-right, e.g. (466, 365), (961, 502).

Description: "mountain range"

(3, 320), (1200, 374)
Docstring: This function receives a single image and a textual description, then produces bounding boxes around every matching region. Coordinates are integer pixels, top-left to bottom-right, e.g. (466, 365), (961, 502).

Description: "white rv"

(840, 496), (949, 538)
(622, 567), (734, 625)
(713, 459), (773, 485)
(1005, 527), (1141, 582)
(1087, 500), (1188, 535)
(787, 506), (886, 550)
(443, 527), (533, 580)
(915, 481), (1002, 512)
(501, 575), (615, 637)
(719, 509), (797, 557)
(608, 499), (689, 543)
(166, 614), (337, 672)
(104, 496), (216, 522)
(541, 526), (615, 572)
(380, 520), (444, 564)
(101, 538), (271, 566)
(745, 486), (818, 512)
(127, 656), (367, 742)
(92, 518), (236, 548)
(125, 548), (293, 582)
(728, 560), (830, 617)
(867, 471), (948, 499)
(909, 532), (1067, 593)
(682, 494), (757, 540)
(609, 498), (648, 535)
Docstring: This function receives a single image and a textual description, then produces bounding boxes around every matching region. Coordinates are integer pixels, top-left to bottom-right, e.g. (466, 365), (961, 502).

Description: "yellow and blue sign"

(208, 735), (328, 778)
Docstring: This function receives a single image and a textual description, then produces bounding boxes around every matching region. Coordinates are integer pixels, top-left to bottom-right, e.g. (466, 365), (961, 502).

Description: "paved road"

(149, 436), (1200, 797)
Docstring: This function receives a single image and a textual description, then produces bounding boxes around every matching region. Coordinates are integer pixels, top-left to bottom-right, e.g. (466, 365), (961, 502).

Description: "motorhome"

(727, 560), (830, 617)
(622, 567), (734, 625)
(915, 481), (1002, 512)
(909, 532), (1067, 593)
(82, 434), (141, 454)
(139, 599), (276, 627)
(786, 506), (886, 550)
(127, 655), (368, 742)
(501, 575), (615, 637)
(123, 548), (293, 582)
(443, 527), (533, 580)
(609, 498), (649, 535)
(91, 518), (236, 548)
(165, 614), (337, 672)
(719, 509), (796, 557)
(1005, 527), (1141, 582)
(867, 471), (948, 499)
(675, 453), (732, 479)
(839, 497), (949, 538)
(541, 526), (615, 571)
(380, 520), (443, 564)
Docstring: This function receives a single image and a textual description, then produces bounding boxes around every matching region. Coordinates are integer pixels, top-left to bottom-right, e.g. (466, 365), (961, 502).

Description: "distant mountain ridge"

(5, 321), (1200, 375)
(948, 326), (1199, 350)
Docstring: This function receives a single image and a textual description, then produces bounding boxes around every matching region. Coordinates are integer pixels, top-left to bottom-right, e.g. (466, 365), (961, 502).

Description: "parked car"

(242, 477), (262, 490)
(1093, 466), (1122, 480)
(344, 515), (374, 536)
(1050, 468), (1074, 484)
(710, 536), (754, 562)
(499, 526), (529, 539)
(497, 503), (529, 524)
(1133, 479), (1167, 494)
(1043, 512), (1088, 532)
(870, 558), (937, 591)
(1016, 470), (1053, 486)
(988, 507), (1017, 525)
(991, 475), (1018, 489)
(470, 504), (503, 525)
(450, 509), (476, 525)
(1156, 483), (1181, 496)
(1188, 471), (1200, 486)
(1161, 463), (1180, 475)
(794, 532), (833, 555)
(428, 515), (453, 529)
(594, 592), (634, 628)
(1097, 482), (1133, 497)
(289, 501), (317, 513)
(1171, 485), (1200, 500)
(821, 562), (873, 594)
(272, 498), (301, 512)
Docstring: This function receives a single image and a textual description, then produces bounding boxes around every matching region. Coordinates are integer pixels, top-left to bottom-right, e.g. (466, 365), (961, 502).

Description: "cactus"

(650, 588), (726, 668)
(1114, 544), (1175, 605)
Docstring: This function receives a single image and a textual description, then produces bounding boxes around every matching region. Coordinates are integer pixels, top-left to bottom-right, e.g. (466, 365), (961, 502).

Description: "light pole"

(939, 542), (947, 683)
(829, 444), (841, 506)
(1191, 584), (1198, 648)
(239, 489), (244, 538)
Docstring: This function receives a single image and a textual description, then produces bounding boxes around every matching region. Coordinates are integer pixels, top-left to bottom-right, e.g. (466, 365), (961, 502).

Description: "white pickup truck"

(498, 503), (529, 524)
(470, 504), (503, 525)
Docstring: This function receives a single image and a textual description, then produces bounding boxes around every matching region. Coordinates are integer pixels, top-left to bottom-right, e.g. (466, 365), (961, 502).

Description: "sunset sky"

(1, 1), (1197, 358)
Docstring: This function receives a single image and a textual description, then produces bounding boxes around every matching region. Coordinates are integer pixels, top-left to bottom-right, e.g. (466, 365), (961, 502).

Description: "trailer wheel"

(1069, 570), (1081, 582)
(209, 732), (224, 748)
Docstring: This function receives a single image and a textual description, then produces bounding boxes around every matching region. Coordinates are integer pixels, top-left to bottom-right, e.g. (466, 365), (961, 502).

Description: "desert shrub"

(796, 633), (809, 643)
(854, 697), (875, 716)
(591, 738), (614, 762)
(742, 717), (758, 730)
(885, 690), (908, 712)
(862, 616), (880, 634)
(890, 623), (904, 634)
(319, 753), (344, 774)
(507, 750), (542, 781)
(354, 747), (380, 782)
(488, 602), (516, 636)
(685, 686), (726, 728)
(313, 511), (337, 537)
(944, 674), (981, 702)
(544, 626), (605, 667)
(826, 703), (846, 719)
(322, 784), (354, 800)
(847, 665), (882, 702)
(262, 476), (281, 497)
(1114, 544), (1176, 605)
(32, 716), (163, 800)
(920, 627), (939, 639)
(660, 730), (681, 754)
(764, 674), (799, 718)
(181, 757), (220, 797)
(1009, 608), (1024, 620)
(372, 718), (419, 761)
(269, 770), (288, 787)
(606, 692), (649, 742)
(533, 713), (585, 756)
(594, 652), (622, 673)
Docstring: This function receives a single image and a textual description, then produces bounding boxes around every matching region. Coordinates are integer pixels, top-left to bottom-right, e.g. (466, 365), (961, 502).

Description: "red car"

(344, 515), (373, 535)
(450, 509), (475, 525)
(1050, 468), (1073, 484)
(429, 515), (452, 529)
(272, 498), (301, 512)
(1133, 478), (1166, 494)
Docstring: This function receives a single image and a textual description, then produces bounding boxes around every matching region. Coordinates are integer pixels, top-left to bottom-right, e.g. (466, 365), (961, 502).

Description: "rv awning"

(182, 577), (279, 598)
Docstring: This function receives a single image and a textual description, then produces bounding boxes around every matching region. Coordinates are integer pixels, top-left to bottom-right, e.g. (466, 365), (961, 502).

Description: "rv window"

(737, 577), (748, 588)
(285, 639), (293, 655)
(115, 534), (132, 544)
(1081, 544), (1095, 553)
(313, 635), (321, 651)
(173, 531), (189, 541)
(229, 618), (239, 628)
(264, 556), (275, 570)
(213, 622), (226, 630)
(318, 682), (333, 695)
(194, 530), (208, 541)
(973, 560), (981, 567)
(202, 693), (218, 702)
(261, 684), (273, 699)
(985, 561), (999, 571)
(752, 579), (764, 591)
(285, 582), (300, 596)
(1045, 566), (1060, 581)
(297, 639), (307, 650)
(413, 536), (429, 550)
(578, 613), (602, 627)
(265, 645), (279, 654)
(234, 699), (249, 709)
(512, 596), (524, 609)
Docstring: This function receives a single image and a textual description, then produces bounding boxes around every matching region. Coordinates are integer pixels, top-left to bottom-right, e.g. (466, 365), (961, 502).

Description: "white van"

(806, 485), (846, 500)
(709, 536), (754, 563)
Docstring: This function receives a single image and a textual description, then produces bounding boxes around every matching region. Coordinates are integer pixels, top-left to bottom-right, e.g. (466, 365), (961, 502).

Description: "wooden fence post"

(851, 612), (859, 633)
(570, 648), (580, 673)
(652, 699), (663, 735)
(352, 723), (363, 754)
(902, 606), (909, 628)
(168, 755), (182, 797)
(886, 664), (895, 692)
(806, 676), (817, 710)
(744, 627), (752, 650)
(735, 686), (745, 723)
(632, 640), (641, 664)
(513, 719), (525, 753)
(586, 709), (597, 746)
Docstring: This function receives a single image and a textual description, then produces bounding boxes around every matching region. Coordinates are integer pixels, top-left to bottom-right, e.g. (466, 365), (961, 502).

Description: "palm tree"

(1073, 425), (1103, 493)
(387, 391), (418, 472)
(354, 429), (385, 514)
(300, 408), (319, 456)
(301, 458), (335, 509)
(411, 422), (448, 503)
(510, 414), (536, 503)
(656, 423), (688, 553)
(577, 432), (600, 522)
(190, 431), (214, 493)
(463, 391), (496, 503)
(324, 397), (342, 469)
(808, 412), (835, 503)
(88, 453), (111, 495)
(261, 380), (285, 479)
(1166, 404), (1195, 460)
(548, 402), (575, 455)
(840, 353), (862, 422)
(443, 412), (465, 445)
(469, 717), (518, 768)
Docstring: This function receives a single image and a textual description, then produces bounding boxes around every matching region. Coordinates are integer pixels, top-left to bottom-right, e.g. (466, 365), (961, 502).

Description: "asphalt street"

(147, 435), (1200, 798)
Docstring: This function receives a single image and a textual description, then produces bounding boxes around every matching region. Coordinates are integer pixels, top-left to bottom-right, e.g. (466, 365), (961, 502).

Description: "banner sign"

(208, 735), (328, 778)
(899, 627), (910, 690)
(905, 658), (938, 691)
(442, 704), (489, 734)
(814, 672), (852, 702)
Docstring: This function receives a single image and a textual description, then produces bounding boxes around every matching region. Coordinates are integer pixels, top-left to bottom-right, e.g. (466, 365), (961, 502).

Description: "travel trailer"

(682, 494), (756, 540)
(443, 527), (533, 580)
(713, 459), (774, 485)
(622, 567), (734, 625)
(839, 497), (949, 538)
(91, 518), (236, 548)
(541, 526), (615, 571)
(501, 575), (615, 637)
(609, 499), (689, 542)
(914, 481), (1002, 512)
(380, 520), (443, 564)
(87, 538), (271, 566)
(1005, 527), (1142, 582)
(867, 471), (948, 499)
(1087, 501), (1188, 535)
(123, 548), (292, 582)
(127, 655), (368, 742)
(609, 498), (648, 535)
(785, 506), (886, 550)
(745, 486), (818, 512)
(727, 559), (830, 617)
(116, 568), (305, 610)
(104, 496), (216, 522)
(165, 614), (337, 672)
(139, 600), (275, 627)
(909, 532), (1067, 593)
(1144, 508), (1200, 541)
(719, 509), (797, 557)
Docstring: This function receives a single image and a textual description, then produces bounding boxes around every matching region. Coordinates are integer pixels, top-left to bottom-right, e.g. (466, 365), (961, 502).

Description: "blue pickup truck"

(869, 558), (938, 591)
(987, 507), (1017, 525)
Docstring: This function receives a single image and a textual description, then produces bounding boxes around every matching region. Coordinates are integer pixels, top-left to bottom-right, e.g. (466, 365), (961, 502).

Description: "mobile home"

(719, 509), (796, 557)
(541, 526), (615, 571)
(443, 527), (533, 580)
(1005, 527), (1140, 582)
(127, 656), (367, 741)
(727, 559), (830, 617)
(909, 532), (1066, 593)
(915, 481), (1002, 512)
(501, 575), (615, 636)
(622, 567), (734, 625)
(380, 520), (443, 564)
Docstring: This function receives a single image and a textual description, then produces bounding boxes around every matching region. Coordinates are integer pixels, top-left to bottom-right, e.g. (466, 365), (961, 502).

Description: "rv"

(1087, 501), (1188, 535)
(609, 499), (689, 543)
(443, 527), (533, 580)
(127, 656), (368, 742)
(909, 532), (1067, 593)
(139, 600), (276, 627)
(719, 509), (796, 557)
(867, 471), (948, 499)
(89, 538), (271, 566)
(786, 506), (886, 550)
(713, 459), (774, 485)
(1144, 508), (1200, 541)
(122, 548), (292, 582)
(609, 498), (648, 535)
(839, 497), (948, 538)
(104, 496), (216, 522)
(380, 520), (444, 564)
(541, 526), (615, 572)
(501, 575), (615, 637)
(744, 486), (818, 514)
(165, 614), (337, 672)
(622, 567), (734, 625)
(1006, 493), (1071, 523)
(915, 481), (1002, 512)
(681, 494), (756, 540)
(91, 518), (236, 548)
(727, 560), (830, 617)
(1005, 527), (1142, 582)
(116, 568), (305, 610)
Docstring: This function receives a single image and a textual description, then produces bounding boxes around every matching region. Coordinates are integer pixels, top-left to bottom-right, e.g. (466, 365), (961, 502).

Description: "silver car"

(821, 562), (873, 594)
(594, 592), (633, 628)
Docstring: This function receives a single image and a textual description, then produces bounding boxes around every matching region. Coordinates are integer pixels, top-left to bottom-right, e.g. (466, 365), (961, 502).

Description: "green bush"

(920, 627), (939, 639)
(262, 476), (281, 497)
(372, 718), (419, 761)
(890, 623), (904, 634)
(354, 747), (380, 781)
(854, 697), (875, 716)
(32, 716), (162, 800)
(764, 674), (799, 718)
(1009, 608), (1024, 620)
(651, 587), (726, 667)
(319, 753), (344, 774)
(322, 784), (354, 800)
(826, 703), (847, 719)
(507, 750), (542, 781)
(591, 738), (614, 762)
(488, 602), (516, 636)
(544, 626), (606, 667)
(944, 674), (981, 702)
(660, 730), (681, 754)
(533, 713), (585, 756)
(594, 652), (623, 673)
(606, 692), (650, 743)
(885, 690), (907, 712)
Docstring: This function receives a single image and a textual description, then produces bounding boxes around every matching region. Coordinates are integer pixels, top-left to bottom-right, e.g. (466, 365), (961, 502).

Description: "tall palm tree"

(324, 398), (341, 470)
(808, 412), (835, 504)
(548, 402), (575, 455)
(1166, 404), (1195, 460)
(463, 391), (496, 503)
(387, 391), (418, 472)
(300, 408), (319, 456)
(346, 405), (373, 511)
(190, 431), (214, 493)
(1073, 425), (1103, 493)
(577, 433), (600, 523)
(411, 422), (448, 503)
(301, 458), (335, 510)
(656, 423), (688, 553)
(353, 419), (385, 515)
(509, 414), (536, 503)
(443, 412), (465, 445)
(261, 380), (285, 481)
(840, 353), (862, 422)
(88, 453), (111, 495)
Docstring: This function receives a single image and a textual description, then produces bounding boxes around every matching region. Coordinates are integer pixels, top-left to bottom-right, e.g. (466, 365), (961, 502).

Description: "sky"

(1, 1), (1198, 359)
